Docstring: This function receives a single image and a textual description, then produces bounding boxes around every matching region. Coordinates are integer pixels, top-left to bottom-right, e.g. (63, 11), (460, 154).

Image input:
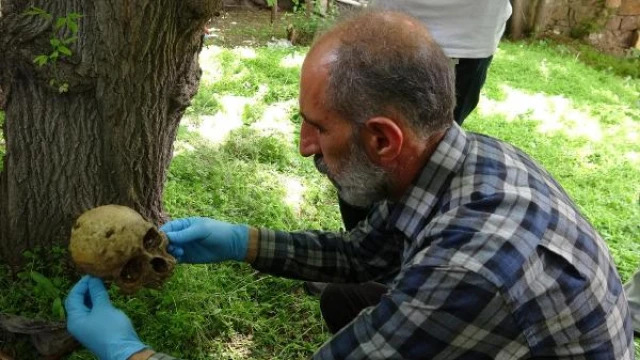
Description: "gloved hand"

(160, 217), (249, 264)
(65, 276), (148, 360)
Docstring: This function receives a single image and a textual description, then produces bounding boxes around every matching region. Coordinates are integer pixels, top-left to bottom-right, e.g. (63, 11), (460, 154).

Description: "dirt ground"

(205, 8), (293, 47)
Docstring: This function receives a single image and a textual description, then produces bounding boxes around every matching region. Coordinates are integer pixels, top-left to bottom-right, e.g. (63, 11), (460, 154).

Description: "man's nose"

(299, 121), (321, 157)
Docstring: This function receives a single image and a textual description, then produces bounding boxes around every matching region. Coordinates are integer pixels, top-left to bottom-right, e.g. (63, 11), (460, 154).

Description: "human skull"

(69, 205), (176, 294)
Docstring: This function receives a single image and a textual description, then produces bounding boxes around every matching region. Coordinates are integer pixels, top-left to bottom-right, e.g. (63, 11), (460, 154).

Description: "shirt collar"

(386, 122), (470, 241)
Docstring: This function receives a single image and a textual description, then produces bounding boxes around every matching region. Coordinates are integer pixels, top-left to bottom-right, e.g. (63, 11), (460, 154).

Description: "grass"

(538, 37), (640, 79)
(0, 31), (639, 358)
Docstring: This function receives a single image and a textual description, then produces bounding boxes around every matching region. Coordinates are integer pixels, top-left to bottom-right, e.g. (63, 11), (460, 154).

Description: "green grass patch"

(146, 123), (340, 358)
(538, 38), (640, 79)
(195, 47), (302, 106)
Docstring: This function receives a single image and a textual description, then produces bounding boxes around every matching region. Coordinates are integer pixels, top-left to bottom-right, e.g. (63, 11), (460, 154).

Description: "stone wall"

(540, 0), (640, 54)
(592, 0), (640, 53)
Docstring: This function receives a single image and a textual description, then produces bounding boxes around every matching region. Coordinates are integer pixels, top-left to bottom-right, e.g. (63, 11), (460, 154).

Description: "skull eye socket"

(120, 257), (144, 283)
(151, 257), (170, 273)
(143, 228), (161, 250)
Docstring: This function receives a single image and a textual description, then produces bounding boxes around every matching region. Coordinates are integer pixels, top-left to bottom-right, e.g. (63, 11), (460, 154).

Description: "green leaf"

(55, 17), (67, 30)
(23, 7), (52, 19)
(58, 83), (70, 93)
(58, 45), (72, 57)
(17, 271), (29, 281)
(49, 51), (59, 60)
(63, 36), (78, 45)
(33, 55), (49, 66)
(30, 271), (59, 299)
(52, 297), (65, 321)
(67, 20), (79, 34)
(50, 38), (61, 47)
(67, 13), (83, 21)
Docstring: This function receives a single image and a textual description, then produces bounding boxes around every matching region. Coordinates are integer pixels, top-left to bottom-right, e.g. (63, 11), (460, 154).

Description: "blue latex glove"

(160, 217), (249, 264)
(65, 276), (148, 360)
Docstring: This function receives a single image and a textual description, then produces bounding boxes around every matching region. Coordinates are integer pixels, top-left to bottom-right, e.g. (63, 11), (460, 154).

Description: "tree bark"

(271, 0), (278, 24)
(0, 0), (220, 267)
(533, 0), (552, 36)
(510, 0), (526, 39)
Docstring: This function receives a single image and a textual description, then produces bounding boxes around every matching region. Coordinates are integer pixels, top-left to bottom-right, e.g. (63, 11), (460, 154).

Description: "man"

(65, 10), (634, 360)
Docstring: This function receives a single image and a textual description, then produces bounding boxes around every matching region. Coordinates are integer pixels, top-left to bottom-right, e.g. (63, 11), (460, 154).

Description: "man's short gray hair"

(322, 10), (456, 138)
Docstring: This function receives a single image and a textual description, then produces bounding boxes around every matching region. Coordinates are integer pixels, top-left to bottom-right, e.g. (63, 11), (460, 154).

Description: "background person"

(372, 0), (512, 126)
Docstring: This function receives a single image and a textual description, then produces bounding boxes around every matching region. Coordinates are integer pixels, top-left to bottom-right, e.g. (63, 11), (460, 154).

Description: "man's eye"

(310, 123), (325, 134)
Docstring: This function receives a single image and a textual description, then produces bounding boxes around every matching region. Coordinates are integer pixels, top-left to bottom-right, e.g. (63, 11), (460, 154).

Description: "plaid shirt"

(252, 124), (634, 359)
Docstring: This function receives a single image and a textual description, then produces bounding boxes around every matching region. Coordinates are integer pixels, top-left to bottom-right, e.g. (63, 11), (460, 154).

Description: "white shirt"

(371, 0), (512, 58)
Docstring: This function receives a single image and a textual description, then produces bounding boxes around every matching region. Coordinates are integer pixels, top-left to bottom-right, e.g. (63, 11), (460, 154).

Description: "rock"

(606, 15), (623, 29)
(633, 29), (640, 49)
(588, 30), (634, 55)
(606, 0), (622, 8)
(0, 313), (80, 358)
(619, 0), (640, 16)
(620, 15), (638, 30)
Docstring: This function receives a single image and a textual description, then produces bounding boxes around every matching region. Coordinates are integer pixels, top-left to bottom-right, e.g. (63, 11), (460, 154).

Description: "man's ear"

(361, 117), (404, 166)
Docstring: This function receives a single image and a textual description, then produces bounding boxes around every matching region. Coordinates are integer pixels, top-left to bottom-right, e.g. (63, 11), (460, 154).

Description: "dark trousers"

(453, 56), (494, 125)
(320, 282), (388, 333)
(324, 56), (494, 332)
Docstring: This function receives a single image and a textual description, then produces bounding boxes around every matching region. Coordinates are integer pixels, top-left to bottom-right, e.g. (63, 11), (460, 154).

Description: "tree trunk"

(510, 0), (526, 39)
(271, 0), (278, 24)
(533, 0), (552, 36)
(0, 0), (220, 267)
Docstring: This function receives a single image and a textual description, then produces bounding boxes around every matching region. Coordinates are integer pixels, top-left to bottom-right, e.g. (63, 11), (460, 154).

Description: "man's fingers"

(65, 275), (91, 317)
(167, 244), (185, 259)
(160, 218), (195, 233)
(163, 222), (204, 245)
(87, 276), (112, 308)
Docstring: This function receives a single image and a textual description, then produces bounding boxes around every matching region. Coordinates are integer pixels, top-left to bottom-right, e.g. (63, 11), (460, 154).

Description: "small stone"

(606, 16), (623, 30)
(621, 15), (638, 30)
(606, 0), (622, 8)
(619, 0), (640, 16)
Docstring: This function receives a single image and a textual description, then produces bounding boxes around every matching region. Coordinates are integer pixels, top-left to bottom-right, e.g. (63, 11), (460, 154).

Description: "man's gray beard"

(317, 142), (390, 208)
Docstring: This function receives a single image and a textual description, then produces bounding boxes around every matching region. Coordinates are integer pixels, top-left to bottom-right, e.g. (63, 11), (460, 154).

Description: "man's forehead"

(304, 37), (339, 70)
